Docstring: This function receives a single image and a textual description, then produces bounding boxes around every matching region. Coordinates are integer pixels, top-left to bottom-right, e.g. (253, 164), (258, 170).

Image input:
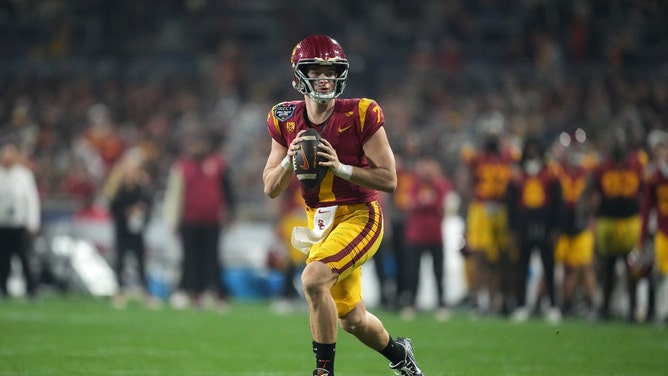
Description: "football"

(293, 128), (327, 189)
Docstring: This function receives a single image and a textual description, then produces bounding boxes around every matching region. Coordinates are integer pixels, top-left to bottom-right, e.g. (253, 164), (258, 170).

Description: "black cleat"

(389, 337), (424, 376)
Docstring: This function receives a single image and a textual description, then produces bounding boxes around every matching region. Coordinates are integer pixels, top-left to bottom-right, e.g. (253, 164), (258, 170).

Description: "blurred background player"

(386, 135), (421, 311)
(103, 149), (157, 309)
(639, 129), (668, 325)
(399, 156), (453, 321)
(372, 191), (393, 310)
(164, 129), (236, 311)
(506, 136), (562, 323)
(589, 127), (646, 321)
(0, 136), (40, 299)
(460, 113), (516, 316)
(552, 129), (597, 318)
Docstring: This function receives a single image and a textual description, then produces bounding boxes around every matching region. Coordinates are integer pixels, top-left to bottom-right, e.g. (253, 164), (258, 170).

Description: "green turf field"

(1, 297), (666, 376)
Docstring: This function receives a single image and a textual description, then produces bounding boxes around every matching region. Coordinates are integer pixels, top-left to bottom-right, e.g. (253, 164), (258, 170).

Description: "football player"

(589, 127), (646, 321)
(506, 136), (563, 324)
(460, 114), (517, 316)
(262, 35), (424, 376)
(639, 129), (668, 325)
(552, 129), (597, 318)
(389, 136), (420, 312)
(401, 156), (453, 321)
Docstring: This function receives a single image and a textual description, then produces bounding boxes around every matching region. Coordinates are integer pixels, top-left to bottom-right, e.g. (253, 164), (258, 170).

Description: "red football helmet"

(290, 35), (348, 103)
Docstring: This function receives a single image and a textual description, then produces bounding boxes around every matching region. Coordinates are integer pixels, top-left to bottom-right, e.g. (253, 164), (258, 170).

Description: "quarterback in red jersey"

(262, 35), (424, 376)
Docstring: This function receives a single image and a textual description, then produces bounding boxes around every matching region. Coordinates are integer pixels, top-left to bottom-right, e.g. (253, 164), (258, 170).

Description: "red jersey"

(267, 98), (383, 208)
(178, 155), (227, 224)
(404, 175), (451, 246)
(592, 152), (645, 218)
(640, 166), (668, 244)
(463, 148), (515, 202)
(554, 162), (590, 235)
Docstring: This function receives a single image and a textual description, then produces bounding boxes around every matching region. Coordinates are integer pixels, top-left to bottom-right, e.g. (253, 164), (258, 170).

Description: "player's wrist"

(334, 163), (353, 180)
(281, 155), (293, 171)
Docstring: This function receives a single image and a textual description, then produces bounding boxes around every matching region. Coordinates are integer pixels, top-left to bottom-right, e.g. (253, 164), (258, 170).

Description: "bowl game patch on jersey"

(274, 103), (297, 122)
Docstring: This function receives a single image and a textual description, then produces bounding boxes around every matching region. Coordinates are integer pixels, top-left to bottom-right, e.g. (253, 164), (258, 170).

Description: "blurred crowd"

(1, 0), (668, 322)
(1, 0), (666, 213)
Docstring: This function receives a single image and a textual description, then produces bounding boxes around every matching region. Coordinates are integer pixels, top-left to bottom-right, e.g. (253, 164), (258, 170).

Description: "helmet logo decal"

(274, 103), (297, 122)
(313, 57), (336, 64)
(290, 44), (300, 65)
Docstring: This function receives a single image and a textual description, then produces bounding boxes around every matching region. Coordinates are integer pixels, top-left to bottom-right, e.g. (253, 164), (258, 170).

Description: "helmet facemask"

(293, 61), (348, 104)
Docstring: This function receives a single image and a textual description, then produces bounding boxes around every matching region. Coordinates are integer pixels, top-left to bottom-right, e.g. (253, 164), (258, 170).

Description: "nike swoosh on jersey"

(338, 125), (353, 133)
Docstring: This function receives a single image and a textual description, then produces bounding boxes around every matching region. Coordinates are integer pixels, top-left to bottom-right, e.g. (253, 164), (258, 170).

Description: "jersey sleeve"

(267, 104), (288, 147)
(358, 98), (384, 145)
